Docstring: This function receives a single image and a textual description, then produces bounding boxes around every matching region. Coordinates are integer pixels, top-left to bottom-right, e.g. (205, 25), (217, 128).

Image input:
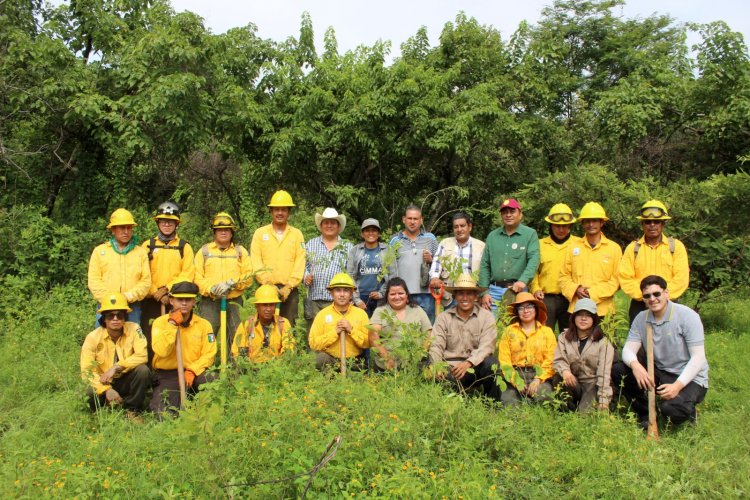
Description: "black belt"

(490, 280), (515, 288)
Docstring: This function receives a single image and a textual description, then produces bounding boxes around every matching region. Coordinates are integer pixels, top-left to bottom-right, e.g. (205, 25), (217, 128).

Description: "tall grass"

(1, 284), (748, 497)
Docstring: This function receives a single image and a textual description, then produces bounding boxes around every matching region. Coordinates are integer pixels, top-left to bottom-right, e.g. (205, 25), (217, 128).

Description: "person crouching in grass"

(308, 273), (369, 372)
(552, 298), (615, 412)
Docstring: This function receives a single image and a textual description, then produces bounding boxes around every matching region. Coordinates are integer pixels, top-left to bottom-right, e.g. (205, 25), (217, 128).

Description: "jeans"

(412, 293), (435, 324)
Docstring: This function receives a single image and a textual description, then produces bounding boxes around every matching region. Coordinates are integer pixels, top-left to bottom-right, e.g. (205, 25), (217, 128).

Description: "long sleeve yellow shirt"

(80, 322), (148, 395)
(194, 242), (252, 299)
(498, 321), (557, 385)
(250, 224), (306, 288)
(231, 314), (295, 362)
(87, 241), (151, 303)
(308, 304), (369, 358)
(530, 235), (580, 294)
(559, 233), (622, 315)
(151, 313), (216, 375)
(618, 235), (689, 301)
(142, 236), (196, 296)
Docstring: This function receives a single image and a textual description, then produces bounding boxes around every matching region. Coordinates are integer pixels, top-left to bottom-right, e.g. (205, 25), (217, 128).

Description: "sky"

(169, 0), (749, 61)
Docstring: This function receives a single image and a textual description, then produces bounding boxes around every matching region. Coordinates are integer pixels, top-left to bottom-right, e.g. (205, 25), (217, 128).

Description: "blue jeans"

(412, 293), (435, 324)
(95, 301), (142, 328)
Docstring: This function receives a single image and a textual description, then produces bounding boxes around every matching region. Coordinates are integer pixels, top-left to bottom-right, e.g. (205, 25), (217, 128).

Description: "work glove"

(210, 279), (236, 298)
(168, 310), (184, 326)
(278, 285), (292, 301)
(153, 286), (169, 302)
(184, 369), (196, 388)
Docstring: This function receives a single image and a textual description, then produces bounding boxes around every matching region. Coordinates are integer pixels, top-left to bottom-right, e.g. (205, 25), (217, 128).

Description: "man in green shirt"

(479, 198), (540, 311)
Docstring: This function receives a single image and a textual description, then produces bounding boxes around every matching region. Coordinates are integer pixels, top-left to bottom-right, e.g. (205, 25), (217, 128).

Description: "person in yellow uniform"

(232, 285), (295, 362)
(618, 200), (690, 323)
(80, 292), (150, 415)
(530, 203), (579, 332)
(150, 281), (216, 416)
(195, 212), (252, 353)
(308, 273), (369, 371)
(250, 190), (306, 327)
(498, 292), (557, 406)
(88, 208), (151, 325)
(559, 202), (623, 317)
(141, 201), (195, 362)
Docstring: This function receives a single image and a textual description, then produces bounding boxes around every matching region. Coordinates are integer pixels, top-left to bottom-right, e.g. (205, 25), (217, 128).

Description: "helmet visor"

(548, 213), (574, 223)
(640, 207), (667, 219)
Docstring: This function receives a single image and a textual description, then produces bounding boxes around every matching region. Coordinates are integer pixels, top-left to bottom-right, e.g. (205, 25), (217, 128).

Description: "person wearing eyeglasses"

(497, 292), (557, 406)
(612, 275), (709, 429)
(559, 202), (622, 319)
(80, 292), (150, 417)
(618, 200), (690, 324)
(529, 203), (579, 332)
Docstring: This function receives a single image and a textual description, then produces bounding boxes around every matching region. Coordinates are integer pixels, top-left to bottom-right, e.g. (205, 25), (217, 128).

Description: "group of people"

(81, 191), (708, 430)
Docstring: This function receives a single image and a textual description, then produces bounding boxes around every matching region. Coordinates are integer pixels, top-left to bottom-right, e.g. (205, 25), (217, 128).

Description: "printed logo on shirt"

(512, 243), (518, 250)
(263, 234), (269, 241)
(573, 247), (580, 256)
(325, 314), (333, 323)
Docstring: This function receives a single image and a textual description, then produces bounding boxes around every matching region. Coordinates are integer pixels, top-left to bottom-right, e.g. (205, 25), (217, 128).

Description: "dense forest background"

(1, 0), (749, 305)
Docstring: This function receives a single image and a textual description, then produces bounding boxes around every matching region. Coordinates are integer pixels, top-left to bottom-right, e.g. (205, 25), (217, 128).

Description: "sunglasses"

(642, 291), (663, 300)
(640, 207), (667, 219)
(642, 220), (664, 226)
(104, 312), (126, 320)
(516, 304), (536, 312)
(548, 213), (574, 223)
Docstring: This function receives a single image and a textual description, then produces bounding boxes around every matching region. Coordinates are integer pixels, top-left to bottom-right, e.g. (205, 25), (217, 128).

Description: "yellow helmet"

(578, 202), (609, 221)
(153, 201), (181, 222)
(97, 292), (133, 314)
(327, 272), (355, 290)
(107, 208), (138, 229)
(211, 212), (237, 230)
(254, 284), (281, 304)
(637, 200), (671, 220)
(268, 190), (295, 207)
(544, 203), (576, 224)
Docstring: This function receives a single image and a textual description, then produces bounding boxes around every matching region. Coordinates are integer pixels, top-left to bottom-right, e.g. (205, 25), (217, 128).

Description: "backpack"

(200, 243), (246, 271)
(147, 237), (187, 261)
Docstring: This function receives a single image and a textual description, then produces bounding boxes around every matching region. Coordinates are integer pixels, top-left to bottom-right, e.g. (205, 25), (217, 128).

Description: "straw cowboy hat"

(507, 291), (548, 324)
(314, 207), (346, 233)
(444, 273), (487, 293)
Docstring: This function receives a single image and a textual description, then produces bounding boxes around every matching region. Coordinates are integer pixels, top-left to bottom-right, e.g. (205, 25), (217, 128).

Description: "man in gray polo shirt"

(612, 275), (709, 428)
(389, 204), (438, 322)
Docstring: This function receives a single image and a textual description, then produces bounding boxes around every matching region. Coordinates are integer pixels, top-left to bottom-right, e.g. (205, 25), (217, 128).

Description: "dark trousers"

(141, 297), (172, 364)
(628, 299), (647, 325)
(199, 296), (243, 361)
(277, 286), (300, 328)
(87, 364), (151, 412)
(359, 292), (379, 318)
(500, 366), (555, 406)
(315, 352), (367, 372)
(149, 369), (215, 416)
(543, 294), (570, 332)
(612, 361), (707, 425)
(445, 356), (501, 400)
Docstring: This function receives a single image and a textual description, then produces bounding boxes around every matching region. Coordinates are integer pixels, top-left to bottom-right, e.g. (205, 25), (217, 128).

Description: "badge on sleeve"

(208, 333), (216, 343)
(136, 327), (145, 339)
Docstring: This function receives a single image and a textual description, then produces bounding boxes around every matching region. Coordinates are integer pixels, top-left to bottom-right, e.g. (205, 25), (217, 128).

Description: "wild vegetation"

(1, 0), (750, 497)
